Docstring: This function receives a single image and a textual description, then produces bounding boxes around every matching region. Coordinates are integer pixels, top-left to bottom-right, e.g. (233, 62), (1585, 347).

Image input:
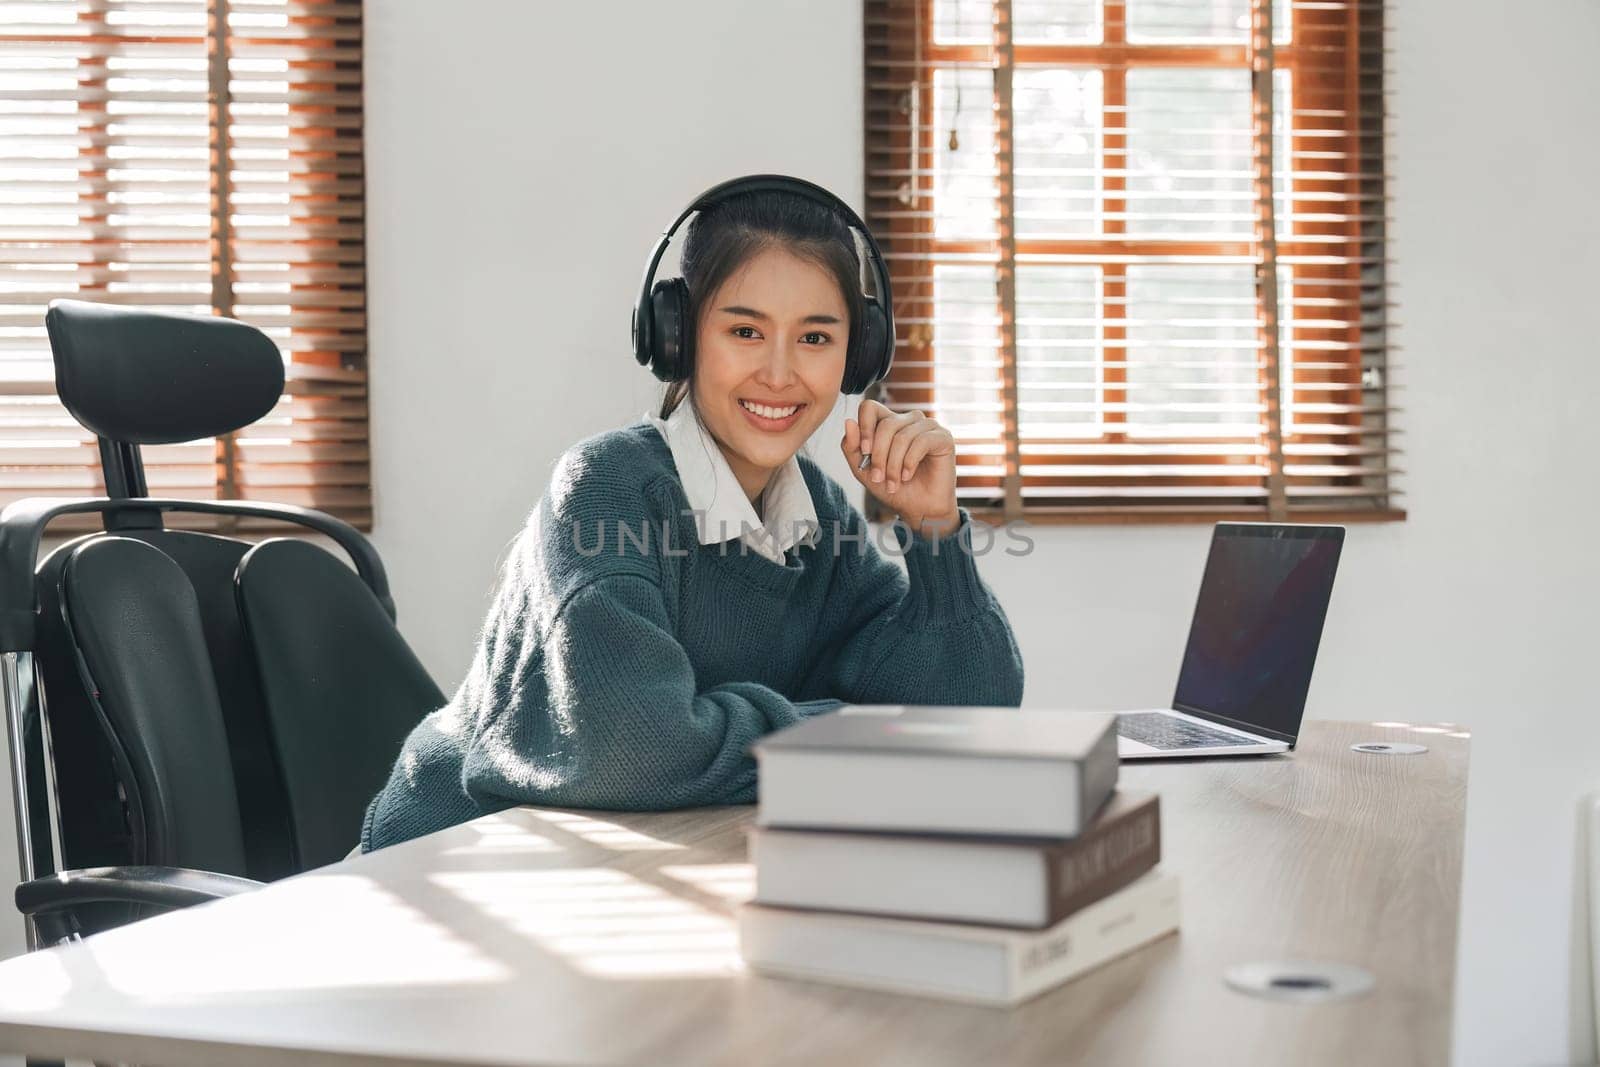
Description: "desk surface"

(0, 720), (1469, 1067)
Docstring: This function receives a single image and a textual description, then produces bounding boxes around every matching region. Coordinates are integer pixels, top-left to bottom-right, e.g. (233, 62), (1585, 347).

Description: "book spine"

(1043, 798), (1161, 925)
(1007, 874), (1180, 1004)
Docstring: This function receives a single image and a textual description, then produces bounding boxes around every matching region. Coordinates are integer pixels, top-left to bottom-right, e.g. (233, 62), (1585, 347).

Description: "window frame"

(0, 0), (371, 532)
(863, 0), (1399, 525)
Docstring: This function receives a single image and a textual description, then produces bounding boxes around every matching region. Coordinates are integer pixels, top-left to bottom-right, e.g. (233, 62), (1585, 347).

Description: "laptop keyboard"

(1118, 712), (1267, 751)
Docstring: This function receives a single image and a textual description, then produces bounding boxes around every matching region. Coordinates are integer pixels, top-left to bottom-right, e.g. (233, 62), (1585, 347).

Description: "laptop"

(1117, 522), (1344, 759)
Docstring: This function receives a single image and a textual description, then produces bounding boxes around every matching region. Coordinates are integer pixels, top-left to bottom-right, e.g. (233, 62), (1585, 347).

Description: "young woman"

(361, 177), (1025, 852)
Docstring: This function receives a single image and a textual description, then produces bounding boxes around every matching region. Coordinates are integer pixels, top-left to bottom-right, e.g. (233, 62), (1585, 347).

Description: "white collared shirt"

(644, 402), (820, 566)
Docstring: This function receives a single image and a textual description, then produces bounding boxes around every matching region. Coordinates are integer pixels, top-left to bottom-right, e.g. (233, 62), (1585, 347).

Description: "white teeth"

(740, 400), (801, 420)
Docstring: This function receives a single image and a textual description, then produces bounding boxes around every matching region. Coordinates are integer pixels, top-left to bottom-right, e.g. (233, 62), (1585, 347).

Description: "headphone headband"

(631, 174), (895, 394)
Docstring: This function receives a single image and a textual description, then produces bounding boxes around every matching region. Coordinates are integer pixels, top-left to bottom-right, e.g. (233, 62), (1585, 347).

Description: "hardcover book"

(740, 870), (1180, 1005)
(750, 791), (1160, 928)
(754, 705), (1119, 838)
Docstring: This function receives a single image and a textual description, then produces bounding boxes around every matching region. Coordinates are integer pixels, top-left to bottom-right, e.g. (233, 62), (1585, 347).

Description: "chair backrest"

(9, 300), (438, 906)
(58, 538), (250, 876)
(123, 527), (298, 878)
(237, 539), (445, 870)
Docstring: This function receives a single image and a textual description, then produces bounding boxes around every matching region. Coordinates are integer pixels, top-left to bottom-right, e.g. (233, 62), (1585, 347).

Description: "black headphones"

(631, 174), (895, 396)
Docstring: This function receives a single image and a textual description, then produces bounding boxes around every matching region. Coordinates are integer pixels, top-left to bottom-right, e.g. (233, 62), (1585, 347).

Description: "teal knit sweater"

(361, 421), (1025, 851)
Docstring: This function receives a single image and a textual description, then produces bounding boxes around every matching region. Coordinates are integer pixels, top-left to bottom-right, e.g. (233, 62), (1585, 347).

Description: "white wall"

(361, 1), (1600, 1065)
(362, 0), (864, 667)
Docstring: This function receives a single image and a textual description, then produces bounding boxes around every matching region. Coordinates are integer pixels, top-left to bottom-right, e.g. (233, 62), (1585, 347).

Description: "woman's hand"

(842, 398), (960, 538)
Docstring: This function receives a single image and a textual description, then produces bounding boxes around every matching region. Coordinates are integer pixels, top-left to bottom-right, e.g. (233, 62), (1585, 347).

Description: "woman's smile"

(737, 397), (807, 432)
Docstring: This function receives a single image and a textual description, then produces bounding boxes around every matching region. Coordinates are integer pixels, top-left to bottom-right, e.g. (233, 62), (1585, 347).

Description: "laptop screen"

(1171, 523), (1344, 743)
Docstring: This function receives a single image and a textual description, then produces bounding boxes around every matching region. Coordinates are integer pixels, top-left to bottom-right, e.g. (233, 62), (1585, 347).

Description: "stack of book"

(739, 705), (1179, 1006)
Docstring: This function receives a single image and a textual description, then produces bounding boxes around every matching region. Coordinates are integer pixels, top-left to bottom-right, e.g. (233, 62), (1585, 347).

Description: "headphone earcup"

(647, 278), (694, 382)
(845, 297), (893, 395)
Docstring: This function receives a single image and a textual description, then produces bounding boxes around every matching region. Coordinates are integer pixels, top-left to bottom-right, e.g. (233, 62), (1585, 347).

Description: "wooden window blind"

(0, 0), (369, 528)
(864, 0), (1398, 523)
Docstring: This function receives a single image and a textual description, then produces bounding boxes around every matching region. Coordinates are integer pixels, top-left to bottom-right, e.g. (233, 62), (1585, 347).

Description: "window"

(0, 0), (369, 528)
(864, 0), (1397, 522)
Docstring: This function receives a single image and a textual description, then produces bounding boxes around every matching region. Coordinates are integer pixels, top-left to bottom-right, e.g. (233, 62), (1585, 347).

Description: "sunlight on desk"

(0, 724), (1470, 1067)
(657, 863), (756, 905)
(431, 867), (740, 979)
(524, 809), (690, 852)
(1369, 720), (1471, 739)
(441, 816), (567, 856)
(99, 876), (507, 1001)
(0, 951), (70, 1013)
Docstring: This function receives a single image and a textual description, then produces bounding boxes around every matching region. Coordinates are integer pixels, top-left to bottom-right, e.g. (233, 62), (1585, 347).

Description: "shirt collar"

(644, 402), (820, 556)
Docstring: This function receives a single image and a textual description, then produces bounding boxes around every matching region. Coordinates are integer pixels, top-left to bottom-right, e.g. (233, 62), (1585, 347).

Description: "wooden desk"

(0, 720), (1468, 1066)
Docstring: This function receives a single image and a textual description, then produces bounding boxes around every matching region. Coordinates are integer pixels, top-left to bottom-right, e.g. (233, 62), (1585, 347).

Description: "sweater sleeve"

(798, 505), (1025, 708)
(460, 573), (840, 812)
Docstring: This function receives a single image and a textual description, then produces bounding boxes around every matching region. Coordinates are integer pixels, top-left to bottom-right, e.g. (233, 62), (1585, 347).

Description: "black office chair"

(0, 300), (445, 948)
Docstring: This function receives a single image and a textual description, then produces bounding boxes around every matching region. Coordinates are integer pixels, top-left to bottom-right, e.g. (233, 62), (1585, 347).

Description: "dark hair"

(658, 189), (867, 419)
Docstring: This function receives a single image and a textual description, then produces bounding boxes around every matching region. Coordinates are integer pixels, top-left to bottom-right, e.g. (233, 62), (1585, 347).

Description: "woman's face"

(691, 245), (850, 501)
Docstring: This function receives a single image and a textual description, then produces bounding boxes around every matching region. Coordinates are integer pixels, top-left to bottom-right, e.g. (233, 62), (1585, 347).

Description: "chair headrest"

(45, 300), (286, 445)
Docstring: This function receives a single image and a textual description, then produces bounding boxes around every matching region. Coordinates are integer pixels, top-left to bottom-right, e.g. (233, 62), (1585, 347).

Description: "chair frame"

(0, 497), (393, 949)
(1, 299), (404, 951)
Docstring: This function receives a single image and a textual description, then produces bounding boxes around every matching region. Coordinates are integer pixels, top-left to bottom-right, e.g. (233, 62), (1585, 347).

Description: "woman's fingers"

(871, 408), (924, 486)
(868, 416), (899, 483)
(856, 399), (882, 459)
(884, 420), (936, 492)
(849, 401), (948, 494)
(844, 415), (881, 480)
(843, 418), (875, 482)
(896, 424), (948, 483)
(853, 399), (887, 481)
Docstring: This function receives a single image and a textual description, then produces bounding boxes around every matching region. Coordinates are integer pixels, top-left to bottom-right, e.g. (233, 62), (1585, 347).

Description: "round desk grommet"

(1350, 741), (1428, 755)
(1223, 961), (1374, 1003)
